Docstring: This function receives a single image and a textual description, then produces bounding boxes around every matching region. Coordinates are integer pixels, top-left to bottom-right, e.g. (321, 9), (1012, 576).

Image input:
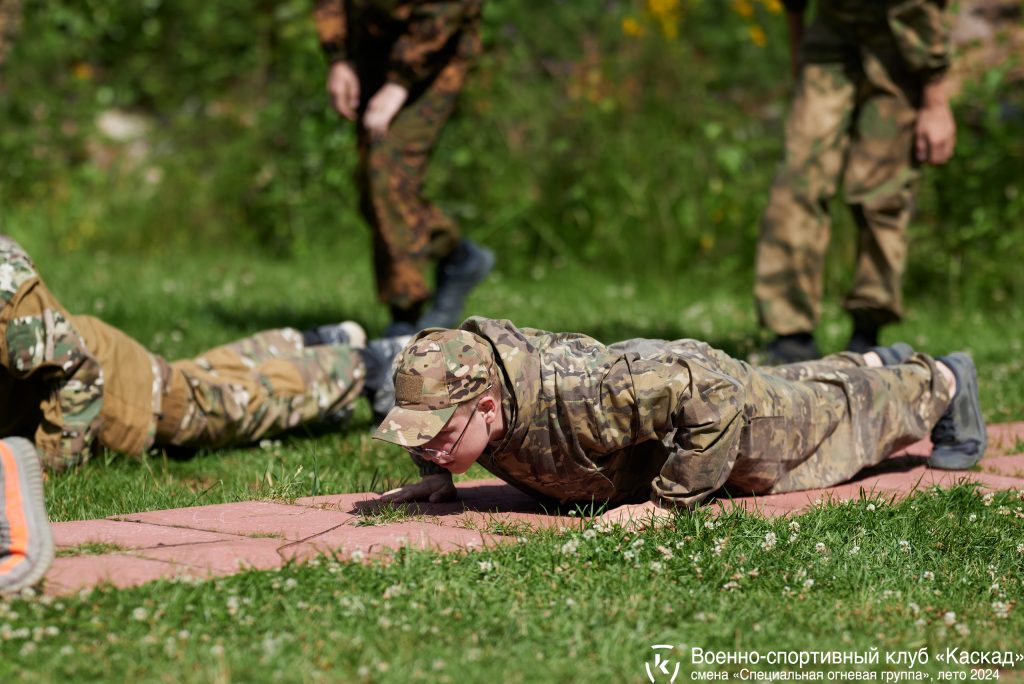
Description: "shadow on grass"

(206, 302), (372, 337)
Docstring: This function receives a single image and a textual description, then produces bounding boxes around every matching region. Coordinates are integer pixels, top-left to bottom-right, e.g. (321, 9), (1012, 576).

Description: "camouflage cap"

(373, 329), (495, 447)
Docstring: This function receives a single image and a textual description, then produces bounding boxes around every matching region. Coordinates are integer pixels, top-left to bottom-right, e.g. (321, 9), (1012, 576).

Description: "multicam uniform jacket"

(418, 317), (948, 509)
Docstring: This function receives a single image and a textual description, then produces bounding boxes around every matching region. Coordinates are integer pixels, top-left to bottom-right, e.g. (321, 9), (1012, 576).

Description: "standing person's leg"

(841, 53), (920, 352)
(157, 329), (366, 450)
(0, 437), (53, 594)
(357, 49), (490, 334)
(755, 57), (857, 363)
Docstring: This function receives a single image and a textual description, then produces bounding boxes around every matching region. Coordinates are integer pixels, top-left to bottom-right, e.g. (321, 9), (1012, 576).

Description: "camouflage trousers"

(153, 329), (365, 451)
(755, 19), (922, 335)
(355, 51), (475, 310)
(728, 349), (949, 495)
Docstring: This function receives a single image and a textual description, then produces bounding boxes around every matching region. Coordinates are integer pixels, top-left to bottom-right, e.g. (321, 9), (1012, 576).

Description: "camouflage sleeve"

(627, 356), (746, 510)
(387, 0), (477, 87)
(313, 0), (348, 64)
(1, 237), (104, 470)
(889, 0), (951, 78)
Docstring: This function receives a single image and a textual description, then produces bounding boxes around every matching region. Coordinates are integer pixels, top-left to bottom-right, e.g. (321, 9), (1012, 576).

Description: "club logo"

(646, 644), (681, 683)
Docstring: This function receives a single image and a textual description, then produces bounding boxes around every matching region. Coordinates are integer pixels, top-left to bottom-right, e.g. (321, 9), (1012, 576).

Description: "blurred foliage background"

(0, 0), (1021, 307)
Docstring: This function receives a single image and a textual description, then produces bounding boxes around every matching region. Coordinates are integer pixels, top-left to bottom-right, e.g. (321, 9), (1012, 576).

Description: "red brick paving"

(43, 421), (1024, 596)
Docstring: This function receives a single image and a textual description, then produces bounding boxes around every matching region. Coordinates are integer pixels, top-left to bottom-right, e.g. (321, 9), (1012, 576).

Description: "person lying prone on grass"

(374, 318), (986, 528)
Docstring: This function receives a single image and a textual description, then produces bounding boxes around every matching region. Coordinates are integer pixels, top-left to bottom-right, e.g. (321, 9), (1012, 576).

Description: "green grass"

(2, 487), (1023, 682)
(55, 543), (128, 558)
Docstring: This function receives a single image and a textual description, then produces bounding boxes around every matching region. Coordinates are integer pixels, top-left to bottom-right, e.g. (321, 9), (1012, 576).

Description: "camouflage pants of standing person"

(356, 54), (475, 311)
(154, 328), (365, 451)
(754, 20), (922, 336)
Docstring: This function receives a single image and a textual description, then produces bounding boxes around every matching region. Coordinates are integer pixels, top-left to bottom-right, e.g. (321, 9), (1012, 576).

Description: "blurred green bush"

(0, 0), (1020, 305)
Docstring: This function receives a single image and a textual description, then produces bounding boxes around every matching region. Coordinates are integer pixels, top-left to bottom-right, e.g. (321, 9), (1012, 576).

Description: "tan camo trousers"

(728, 349), (950, 495)
(755, 21), (922, 335)
(155, 329), (365, 450)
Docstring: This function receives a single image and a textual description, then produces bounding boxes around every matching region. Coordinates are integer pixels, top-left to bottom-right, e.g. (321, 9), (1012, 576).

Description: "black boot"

(762, 333), (820, 365)
(360, 335), (413, 421)
(417, 239), (495, 330)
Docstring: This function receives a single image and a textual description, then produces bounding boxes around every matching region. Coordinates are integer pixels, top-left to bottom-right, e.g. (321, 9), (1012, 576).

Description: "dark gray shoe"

(0, 437), (54, 594)
(869, 342), (915, 366)
(929, 352), (987, 470)
(360, 335), (412, 421)
(417, 239), (495, 330)
(761, 333), (820, 365)
(302, 321), (367, 349)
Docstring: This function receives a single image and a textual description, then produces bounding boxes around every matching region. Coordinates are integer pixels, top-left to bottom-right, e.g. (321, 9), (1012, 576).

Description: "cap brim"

(372, 404), (458, 447)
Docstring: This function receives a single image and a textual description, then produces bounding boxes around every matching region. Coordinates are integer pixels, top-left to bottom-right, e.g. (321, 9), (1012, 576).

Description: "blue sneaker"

(417, 239), (495, 330)
(929, 352), (987, 470)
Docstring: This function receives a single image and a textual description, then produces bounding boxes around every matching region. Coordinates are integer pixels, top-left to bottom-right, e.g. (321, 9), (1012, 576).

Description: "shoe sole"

(0, 437), (55, 594)
(930, 353), (987, 470)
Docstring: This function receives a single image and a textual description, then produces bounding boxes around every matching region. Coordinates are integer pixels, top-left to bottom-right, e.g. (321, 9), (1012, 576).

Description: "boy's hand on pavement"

(598, 500), (673, 531)
(380, 473), (457, 503)
(326, 61), (360, 121)
(363, 83), (409, 139)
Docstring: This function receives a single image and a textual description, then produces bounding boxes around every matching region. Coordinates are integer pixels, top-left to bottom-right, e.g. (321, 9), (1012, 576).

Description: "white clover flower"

(982, 492), (995, 507)
(993, 602), (1010, 619)
(908, 602), (920, 615)
(849, 545), (860, 555)
(1017, 543), (1024, 554)
(789, 521), (800, 533)
(802, 579), (815, 589)
(814, 542), (827, 554)
(631, 538), (645, 549)
(704, 520), (716, 530)
(943, 611), (957, 626)
(132, 608), (149, 622)
(722, 581), (740, 591)
(656, 545), (674, 560)
(922, 571), (935, 581)
(623, 550), (636, 561)
(955, 623), (971, 636)
(350, 550), (366, 562)
(582, 528), (597, 540)
(560, 539), (579, 556)
(650, 561), (664, 572)
(478, 560), (494, 573)
(968, 513), (978, 522)
(866, 503), (876, 512)
(762, 532), (777, 551)
(899, 540), (910, 553)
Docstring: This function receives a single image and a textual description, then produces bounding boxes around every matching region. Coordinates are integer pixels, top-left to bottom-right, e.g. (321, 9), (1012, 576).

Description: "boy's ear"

(478, 394), (499, 419)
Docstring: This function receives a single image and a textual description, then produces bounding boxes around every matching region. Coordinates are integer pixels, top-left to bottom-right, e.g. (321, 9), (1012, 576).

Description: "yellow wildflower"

(621, 16), (645, 38)
(731, 0), (755, 19)
(748, 24), (767, 47)
(760, 0), (784, 13)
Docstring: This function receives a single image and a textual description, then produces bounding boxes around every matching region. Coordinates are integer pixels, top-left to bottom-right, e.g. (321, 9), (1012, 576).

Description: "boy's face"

(411, 394), (500, 475)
